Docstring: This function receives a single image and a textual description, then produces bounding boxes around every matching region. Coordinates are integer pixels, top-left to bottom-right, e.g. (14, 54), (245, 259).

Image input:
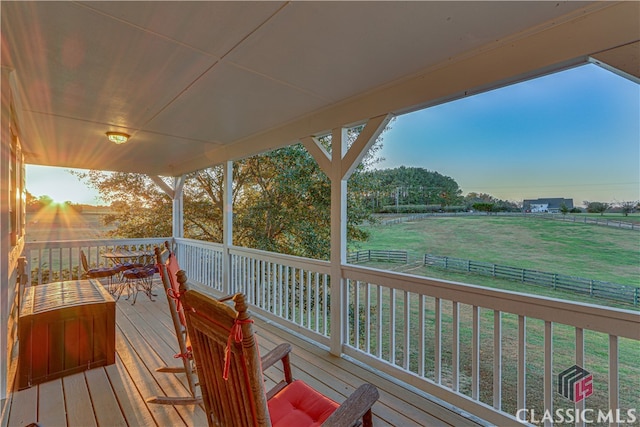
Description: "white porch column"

(222, 161), (233, 295)
(329, 127), (348, 356)
(303, 114), (392, 356)
(172, 176), (185, 238)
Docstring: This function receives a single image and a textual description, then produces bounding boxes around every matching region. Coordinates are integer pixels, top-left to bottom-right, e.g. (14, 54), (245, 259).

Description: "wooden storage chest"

(18, 280), (115, 389)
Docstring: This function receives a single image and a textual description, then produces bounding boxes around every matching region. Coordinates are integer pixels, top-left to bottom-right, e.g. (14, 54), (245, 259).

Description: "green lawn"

(355, 215), (640, 287)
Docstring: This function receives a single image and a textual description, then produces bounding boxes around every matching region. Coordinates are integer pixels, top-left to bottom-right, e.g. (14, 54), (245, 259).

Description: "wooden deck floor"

(7, 283), (483, 427)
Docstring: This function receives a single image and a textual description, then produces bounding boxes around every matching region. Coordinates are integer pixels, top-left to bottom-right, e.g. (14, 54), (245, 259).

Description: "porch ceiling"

(1, 1), (638, 176)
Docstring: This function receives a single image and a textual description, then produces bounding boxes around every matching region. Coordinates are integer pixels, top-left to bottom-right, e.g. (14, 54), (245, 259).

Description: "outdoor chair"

(176, 270), (379, 427)
(80, 249), (121, 293)
(146, 241), (201, 405)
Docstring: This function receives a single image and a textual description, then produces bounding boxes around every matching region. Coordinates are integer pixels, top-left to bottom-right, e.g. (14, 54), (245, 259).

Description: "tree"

(584, 201), (610, 216)
(360, 166), (463, 211)
(618, 201), (638, 217)
(464, 192), (518, 213)
(472, 202), (495, 215)
(560, 203), (569, 216)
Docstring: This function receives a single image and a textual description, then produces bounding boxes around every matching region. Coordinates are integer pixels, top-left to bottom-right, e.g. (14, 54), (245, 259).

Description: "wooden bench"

(17, 280), (115, 389)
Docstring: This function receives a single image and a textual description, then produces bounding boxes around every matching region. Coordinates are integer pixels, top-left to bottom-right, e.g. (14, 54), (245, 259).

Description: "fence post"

(635, 287), (638, 306)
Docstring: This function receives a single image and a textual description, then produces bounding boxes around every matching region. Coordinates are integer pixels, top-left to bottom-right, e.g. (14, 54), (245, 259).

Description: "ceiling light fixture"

(106, 131), (130, 144)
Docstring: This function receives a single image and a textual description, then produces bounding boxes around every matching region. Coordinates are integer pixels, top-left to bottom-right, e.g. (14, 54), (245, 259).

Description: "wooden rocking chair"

(176, 270), (379, 427)
(146, 242), (202, 405)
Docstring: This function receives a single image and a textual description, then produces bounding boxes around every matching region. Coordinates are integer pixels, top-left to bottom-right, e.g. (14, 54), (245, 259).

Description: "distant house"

(523, 198), (574, 213)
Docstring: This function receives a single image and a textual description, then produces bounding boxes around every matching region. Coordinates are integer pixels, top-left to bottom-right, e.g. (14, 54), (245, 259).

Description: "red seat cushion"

(268, 380), (339, 427)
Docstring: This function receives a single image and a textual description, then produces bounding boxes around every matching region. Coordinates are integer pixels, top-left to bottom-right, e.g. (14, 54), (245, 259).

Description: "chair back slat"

(178, 272), (271, 427)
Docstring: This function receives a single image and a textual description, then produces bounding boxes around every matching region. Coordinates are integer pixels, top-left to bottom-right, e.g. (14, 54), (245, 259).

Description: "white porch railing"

(24, 237), (640, 426)
(23, 238), (168, 285)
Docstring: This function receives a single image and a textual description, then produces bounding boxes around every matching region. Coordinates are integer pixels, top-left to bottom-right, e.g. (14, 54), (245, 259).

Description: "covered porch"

(2, 2), (639, 426)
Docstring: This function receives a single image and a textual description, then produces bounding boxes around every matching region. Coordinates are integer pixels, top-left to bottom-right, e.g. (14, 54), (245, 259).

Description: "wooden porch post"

(222, 161), (233, 295)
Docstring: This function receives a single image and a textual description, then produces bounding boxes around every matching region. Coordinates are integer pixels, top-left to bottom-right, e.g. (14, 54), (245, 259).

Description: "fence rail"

(347, 249), (408, 264)
(424, 253), (639, 305)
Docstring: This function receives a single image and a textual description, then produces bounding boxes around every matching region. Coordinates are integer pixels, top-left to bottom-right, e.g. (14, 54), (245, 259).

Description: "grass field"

(356, 215), (640, 287)
(349, 215), (639, 424)
(26, 209), (114, 242)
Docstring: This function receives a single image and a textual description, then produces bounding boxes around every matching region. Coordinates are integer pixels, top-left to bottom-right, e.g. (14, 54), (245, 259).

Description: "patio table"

(102, 249), (154, 266)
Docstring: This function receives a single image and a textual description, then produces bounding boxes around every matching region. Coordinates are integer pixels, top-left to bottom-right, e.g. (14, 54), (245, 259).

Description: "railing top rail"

(24, 237), (169, 250)
(229, 245), (331, 273)
(342, 264), (640, 339)
(174, 237), (223, 250)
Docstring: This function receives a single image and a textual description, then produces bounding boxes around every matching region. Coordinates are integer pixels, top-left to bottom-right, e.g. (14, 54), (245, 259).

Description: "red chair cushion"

(268, 380), (339, 427)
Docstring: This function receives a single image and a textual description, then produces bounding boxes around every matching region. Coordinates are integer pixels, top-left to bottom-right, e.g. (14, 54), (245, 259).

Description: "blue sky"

(27, 63), (639, 206)
(378, 63), (639, 205)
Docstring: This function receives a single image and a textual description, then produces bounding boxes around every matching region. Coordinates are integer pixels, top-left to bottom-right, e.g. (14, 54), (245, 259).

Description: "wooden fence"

(347, 250), (408, 264)
(377, 212), (639, 230)
(424, 254), (639, 306)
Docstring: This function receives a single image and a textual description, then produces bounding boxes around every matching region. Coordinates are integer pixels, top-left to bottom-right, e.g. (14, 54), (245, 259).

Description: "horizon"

(27, 63), (639, 206)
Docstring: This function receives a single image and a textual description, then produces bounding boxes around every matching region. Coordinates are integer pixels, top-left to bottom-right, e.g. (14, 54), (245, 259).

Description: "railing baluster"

(314, 272), (320, 332)
(472, 305), (480, 400)
(418, 295), (425, 377)
(354, 280), (360, 349)
(376, 284), (382, 359)
(298, 268), (303, 325)
(544, 321), (553, 427)
(452, 301), (459, 392)
(389, 288), (396, 365)
(306, 270), (312, 328)
(518, 315), (526, 413)
(493, 310), (502, 410)
(609, 334), (619, 426)
(323, 273), (328, 336)
(575, 327), (585, 427)
(403, 291), (410, 370)
(365, 282), (371, 353)
(284, 266), (290, 321)
(435, 297), (441, 384)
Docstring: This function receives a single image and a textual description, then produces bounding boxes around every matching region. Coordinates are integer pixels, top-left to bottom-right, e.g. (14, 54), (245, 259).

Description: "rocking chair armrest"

(261, 343), (292, 371)
(322, 383), (379, 427)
